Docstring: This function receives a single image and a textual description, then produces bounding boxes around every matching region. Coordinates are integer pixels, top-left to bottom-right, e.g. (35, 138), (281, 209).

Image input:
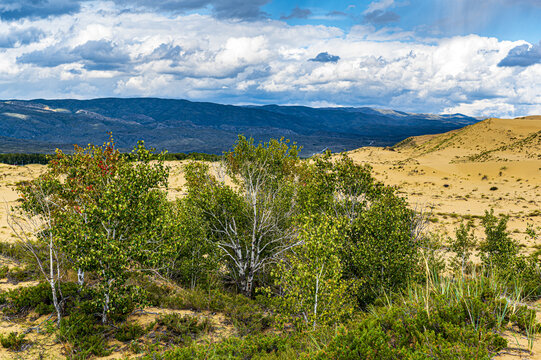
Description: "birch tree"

(272, 214), (354, 330)
(8, 184), (64, 326)
(18, 137), (171, 323)
(184, 136), (302, 296)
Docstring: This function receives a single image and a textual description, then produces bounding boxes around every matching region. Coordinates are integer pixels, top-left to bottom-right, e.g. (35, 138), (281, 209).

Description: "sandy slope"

(348, 116), (541, 248)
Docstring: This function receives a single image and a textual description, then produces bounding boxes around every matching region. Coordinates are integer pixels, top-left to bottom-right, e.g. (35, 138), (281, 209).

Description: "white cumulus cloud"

(0, 1), (539, 118)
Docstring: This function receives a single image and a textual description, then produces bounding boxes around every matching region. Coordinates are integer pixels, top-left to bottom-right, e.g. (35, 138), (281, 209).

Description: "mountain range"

(0, 98), (480, 155)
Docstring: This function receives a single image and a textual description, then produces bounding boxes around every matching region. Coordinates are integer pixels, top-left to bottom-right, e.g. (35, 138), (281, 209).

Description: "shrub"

(0, 241), (47, 266)
(0, 332), (27, 351)
(142, 332), (314, 360)
(6, 266), (37, 283)
(271, 214), (354, 330)
(317, 273), (538, 359)
(57, 312), (111, 359)
(0, 265), (8, 278)
(2, 282), (79, 316)
(155, 313), (212, 345)
(165, 201), (219, 289)
(114, 322), (145, 342)
(479, 210), (518, 270)
(342, 191), (421, 306)
(449, 222), (477, 274)
(160, 288), (271, 336)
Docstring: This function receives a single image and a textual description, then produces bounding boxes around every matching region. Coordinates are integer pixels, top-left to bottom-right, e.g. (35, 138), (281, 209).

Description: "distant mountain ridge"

(0, 98), (480, 155)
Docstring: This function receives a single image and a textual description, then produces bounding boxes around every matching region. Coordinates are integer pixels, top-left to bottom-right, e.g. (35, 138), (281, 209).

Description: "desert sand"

(348, 116), (541, 249)
(0, 116), (540, 358)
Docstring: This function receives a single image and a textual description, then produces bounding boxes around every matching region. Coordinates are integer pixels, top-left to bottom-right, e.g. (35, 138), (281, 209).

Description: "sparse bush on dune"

(449, 221), (477, 275)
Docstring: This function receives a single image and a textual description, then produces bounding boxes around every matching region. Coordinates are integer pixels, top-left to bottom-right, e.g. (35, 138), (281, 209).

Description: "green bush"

(162, 288), (271, 336)
(6, 266), (37, 283)
(155, 313), (212, 345)
(317, 287), (512, 359)
(342, 191), (421, 306)
(35, 302), (55, 315)
(2, 282), (79, 316)
(479, 210), (518, 269)
(165, 201), (219, 290)
(143, 332), (312, 360)
(114, 322), (145, 342)
(0, 265), (8, 278)
(296, 153), (422, 307)
(0, 241), (47, 265)
(272, 214), (354, 330)
(0, 331), (27, 351)
(57, 312), (111, 359)
(449, 222), (477, 274)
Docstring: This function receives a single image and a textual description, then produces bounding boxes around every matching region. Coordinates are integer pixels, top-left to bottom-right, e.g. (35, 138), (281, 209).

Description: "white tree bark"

(7, 187), (64, 326)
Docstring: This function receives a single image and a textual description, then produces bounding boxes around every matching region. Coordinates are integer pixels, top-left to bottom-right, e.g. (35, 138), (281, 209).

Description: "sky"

(0, 0), (540, 117)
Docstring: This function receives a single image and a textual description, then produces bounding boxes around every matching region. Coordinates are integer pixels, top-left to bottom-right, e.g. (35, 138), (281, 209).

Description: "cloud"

(362, 0), (400, 25)
(364, 0), (395, 14)
(0, 0), (271, 21)
(281, 7), (312, 20)
(0, 0), (81, 20)
(18, 46), (81, 67)
(146, 43), (184, 62)
(0, 27), (44, 48)
(310, 52), (340, 63)
(363, 10), (400, 25)
(114, 0), (270, 19)
(443, 99), (516, 118)
(3, 3), (541, 118)
(326, 11), (347, 17)
(74, 40), (131, 70)
(18, 40), (130, 70)
(498, 41), (541, 67)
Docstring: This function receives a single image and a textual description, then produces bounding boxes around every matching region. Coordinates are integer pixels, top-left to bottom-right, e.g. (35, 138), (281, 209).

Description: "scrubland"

(0, 116), (540, 359)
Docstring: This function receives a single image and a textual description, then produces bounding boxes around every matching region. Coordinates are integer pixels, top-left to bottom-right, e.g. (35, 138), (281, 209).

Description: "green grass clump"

(162, 289), (271, 336)
(155, 313), (212, 345)
(0, 332), (28, 351)
(114, 322), (145, 342)
(57, 312), (111, 359)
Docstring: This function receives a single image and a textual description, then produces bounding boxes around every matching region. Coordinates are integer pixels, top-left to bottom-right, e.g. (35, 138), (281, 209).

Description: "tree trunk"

(241, 270), (254, 297)
(102, 280), (112, 324)
(49, 237), (62, 326)
(50, 280), (61, 326)
(77, 268), (85, 286)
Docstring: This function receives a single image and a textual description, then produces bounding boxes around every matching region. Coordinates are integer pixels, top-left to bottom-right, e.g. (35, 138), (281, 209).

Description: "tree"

(298, 153), (424, 306)
(18, 137), (171, 323)
(297, 153), (383, 219)
(167, 200), (219, 289)
(8, 183), (64, 326)
(342, 191), (421, 306)
(184, 136), (302, 296)
(272, 214), (354, 330)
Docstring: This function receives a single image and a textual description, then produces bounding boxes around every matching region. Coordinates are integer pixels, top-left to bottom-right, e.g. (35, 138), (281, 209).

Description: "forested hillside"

(0, 98), (479, 155)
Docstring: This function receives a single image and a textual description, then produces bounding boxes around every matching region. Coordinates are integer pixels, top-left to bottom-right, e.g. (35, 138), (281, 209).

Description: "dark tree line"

(0, 152), (220, 166)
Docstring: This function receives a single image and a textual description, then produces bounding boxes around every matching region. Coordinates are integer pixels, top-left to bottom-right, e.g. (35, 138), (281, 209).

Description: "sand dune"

(348, 115), (541, 248)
